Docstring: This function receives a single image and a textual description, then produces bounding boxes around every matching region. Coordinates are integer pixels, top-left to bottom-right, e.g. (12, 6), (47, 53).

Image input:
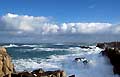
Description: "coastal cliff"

(97, 42), (120, 75)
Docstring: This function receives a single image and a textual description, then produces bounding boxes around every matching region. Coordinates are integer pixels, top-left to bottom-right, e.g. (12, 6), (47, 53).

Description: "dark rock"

(74, 57), (85, 61)
(96, 43), (105, 49)
(69, 75), (75, 77)
(97, 42), (120, 75)
(96, 42), (120, 49)
(80, 46), (92, 49)
(83, 60), (89, 65)
(74, 57), (89, 64)
(31, 68), (44, 74)
(17, 72), (33, 77)
(11, 72), (34, 77)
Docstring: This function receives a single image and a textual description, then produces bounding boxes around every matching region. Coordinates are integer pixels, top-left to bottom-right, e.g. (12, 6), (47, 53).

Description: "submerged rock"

(0, 47), (14, 77)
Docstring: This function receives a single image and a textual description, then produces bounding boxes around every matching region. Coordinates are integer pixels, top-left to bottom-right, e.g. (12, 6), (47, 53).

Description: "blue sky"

(0, 0), (120, 43)
(0, 0), (120, 23)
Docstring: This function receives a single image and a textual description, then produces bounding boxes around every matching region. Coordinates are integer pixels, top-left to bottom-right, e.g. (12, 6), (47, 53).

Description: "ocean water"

(1, 43), (119, 77)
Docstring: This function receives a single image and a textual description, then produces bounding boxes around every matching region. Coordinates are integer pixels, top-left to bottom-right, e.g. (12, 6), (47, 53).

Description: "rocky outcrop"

(0, 47), (14, 77)
(97, 42), (120, 75)
(12, 69), (66, 77)
(97, 42), (120, 49)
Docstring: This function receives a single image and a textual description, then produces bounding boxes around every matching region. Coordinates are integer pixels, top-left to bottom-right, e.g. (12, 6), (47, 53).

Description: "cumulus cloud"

(0, 13), (120, 35)
(60, 23), (112, 34)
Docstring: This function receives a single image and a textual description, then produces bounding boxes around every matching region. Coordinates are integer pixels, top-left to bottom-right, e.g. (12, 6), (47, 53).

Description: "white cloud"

(60, 23), (112, 34)
(0, 13), (120, 35)
(1, 13), (50, 32)
(111, 24), (120, 34)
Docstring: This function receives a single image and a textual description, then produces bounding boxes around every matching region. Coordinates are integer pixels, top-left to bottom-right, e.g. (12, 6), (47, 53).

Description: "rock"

(96, 43), (106, 49)
(0, 47), (14, 77)
(74, 57), (89, 64)
(14, 69), (67, 77)
(96, 42), (120, 49)
(97, 42), (120, 75)
(44, 70), (66, 77)
(103, 48), (120, 74)
(69, 75), (75, 77)
(18, 72), (34, 77)
(31, 68), (44, 74)
(74, 57), (85, 62)
(80, 46), (92, 49)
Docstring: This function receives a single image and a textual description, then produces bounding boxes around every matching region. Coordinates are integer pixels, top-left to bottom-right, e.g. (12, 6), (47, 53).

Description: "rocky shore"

(0, 47), (75, 77)
(97, 42), (120, 75)
(2, 42), (120, 77)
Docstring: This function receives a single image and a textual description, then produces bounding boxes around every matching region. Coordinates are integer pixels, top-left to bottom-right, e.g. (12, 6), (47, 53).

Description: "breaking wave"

(9, 44), (119, 77)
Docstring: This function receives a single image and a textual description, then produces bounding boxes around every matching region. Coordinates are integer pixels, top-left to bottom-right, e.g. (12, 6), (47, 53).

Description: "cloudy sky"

(0, 0), (120, 43)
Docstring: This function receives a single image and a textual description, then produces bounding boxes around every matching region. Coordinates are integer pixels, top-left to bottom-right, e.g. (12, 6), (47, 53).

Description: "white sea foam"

(32, 48), (68, 51)
(53, 43), (64, 45)
(31, 46), (99, 52)
(21, 45), (39, 47)
(3, 44), (18, 48)
(12, 46), (119, 77)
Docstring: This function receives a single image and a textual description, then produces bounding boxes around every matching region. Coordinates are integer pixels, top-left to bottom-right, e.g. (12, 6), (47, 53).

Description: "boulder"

(0, 47), (14, 77)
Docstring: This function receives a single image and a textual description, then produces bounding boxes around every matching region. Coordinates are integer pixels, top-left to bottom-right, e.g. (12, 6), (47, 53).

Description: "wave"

(12, 58), (61, 72)
(21, 45), (40, 47)
(12, 46), (119, 77)
(31, 46), (101, 52)
(53, 43), (64, 45)
(3, 44), (19, 48)
(32, 47), (68, 51)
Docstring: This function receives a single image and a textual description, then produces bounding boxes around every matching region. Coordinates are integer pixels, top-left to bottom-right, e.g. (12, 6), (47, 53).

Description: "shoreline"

(1, 42), (120, 77)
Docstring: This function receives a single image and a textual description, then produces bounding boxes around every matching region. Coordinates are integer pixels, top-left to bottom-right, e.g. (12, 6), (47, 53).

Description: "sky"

(0, 0), (120, 43)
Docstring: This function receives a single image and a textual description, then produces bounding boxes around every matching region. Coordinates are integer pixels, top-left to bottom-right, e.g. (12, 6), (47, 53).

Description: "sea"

(0, 43), (119, 77)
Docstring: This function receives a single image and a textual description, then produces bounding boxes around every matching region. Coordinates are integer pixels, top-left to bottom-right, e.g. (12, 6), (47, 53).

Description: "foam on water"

(21, 45), (39, 47)
(12, 46), (119, 77)
(3, 44), (19, 48)
(32, 48), (68, 51)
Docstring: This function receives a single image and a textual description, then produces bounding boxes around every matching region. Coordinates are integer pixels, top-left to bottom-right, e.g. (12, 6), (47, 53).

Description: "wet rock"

(14, 69), (66, 77)
(97, 42), (120, 75)
(96, 43), (106, 49)
(0, 47), (14, 77)
(69, 75), (75, 77)
(75, 57), (85, 62)
(74, 57), (89, 64)
(80, 46), (92, 49)
(17, 72), (33, 77)
(97, 42), (120, 49)
(31, 68), (44, 74)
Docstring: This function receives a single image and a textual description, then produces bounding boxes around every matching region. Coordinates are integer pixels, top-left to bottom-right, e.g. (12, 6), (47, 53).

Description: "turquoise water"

(0, 43), (119, 77)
